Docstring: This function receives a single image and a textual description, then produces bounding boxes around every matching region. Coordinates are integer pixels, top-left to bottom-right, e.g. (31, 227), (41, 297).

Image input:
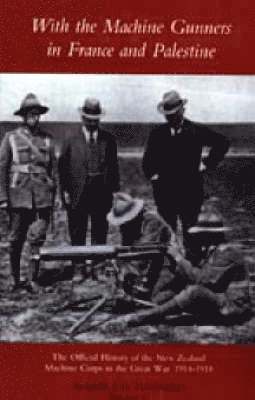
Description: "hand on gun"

(166, 245), (184, 264)
(62, 191), (71, 207)
(199, 160), (207, 172)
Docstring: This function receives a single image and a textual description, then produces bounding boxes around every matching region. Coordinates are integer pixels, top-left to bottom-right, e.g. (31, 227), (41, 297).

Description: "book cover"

(0, 1), (255, 399)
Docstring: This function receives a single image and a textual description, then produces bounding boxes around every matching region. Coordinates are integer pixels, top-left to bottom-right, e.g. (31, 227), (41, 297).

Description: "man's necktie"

(89, 132), (95, 144)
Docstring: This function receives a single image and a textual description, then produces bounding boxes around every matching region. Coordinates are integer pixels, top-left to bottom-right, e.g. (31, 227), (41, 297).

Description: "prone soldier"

(105, 193), (252, 328)
(0, 93), (56, 293)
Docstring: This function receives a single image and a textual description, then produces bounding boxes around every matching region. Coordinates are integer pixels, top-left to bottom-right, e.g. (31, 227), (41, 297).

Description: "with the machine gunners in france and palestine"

(33, 18), (229, 59)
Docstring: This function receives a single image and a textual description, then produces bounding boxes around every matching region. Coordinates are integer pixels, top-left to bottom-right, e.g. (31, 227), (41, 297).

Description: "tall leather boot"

(27, 244), (41, 293)
(30, 245), (41, 280)
(9, 240), (23, 289)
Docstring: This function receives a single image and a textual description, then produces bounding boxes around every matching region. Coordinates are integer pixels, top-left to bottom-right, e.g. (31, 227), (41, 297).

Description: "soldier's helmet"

(14, 93), (49, 116)
(107, 192), (144, 226)
(188, 205), (231, 247)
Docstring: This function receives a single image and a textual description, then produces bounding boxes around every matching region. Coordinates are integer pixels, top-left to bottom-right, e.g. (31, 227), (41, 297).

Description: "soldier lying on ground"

(105, 193), (252, 328)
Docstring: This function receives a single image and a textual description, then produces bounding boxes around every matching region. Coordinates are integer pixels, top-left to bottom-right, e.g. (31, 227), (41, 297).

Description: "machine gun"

(32, 243), (169, 336)
(33, 230), (230, 336)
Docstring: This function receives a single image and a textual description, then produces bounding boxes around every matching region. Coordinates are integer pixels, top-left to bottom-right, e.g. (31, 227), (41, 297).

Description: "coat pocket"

(32, 174), (55, 191)
(42, 175), (55, 190)
(17, 146), (30, 163)
(10, 172), (28, 188)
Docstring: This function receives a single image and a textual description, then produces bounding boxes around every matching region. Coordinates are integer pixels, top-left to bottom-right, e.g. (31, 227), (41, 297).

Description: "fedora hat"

(14, 93), (49, 116)
(79, 98), (105, 119)
(188, 211), (230, 234)
(157, 90), (187, 115)
(107, 192), (144, 226)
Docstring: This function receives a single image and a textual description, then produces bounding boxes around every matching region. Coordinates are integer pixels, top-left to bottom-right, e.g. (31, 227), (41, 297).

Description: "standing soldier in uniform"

(0, 93), (56, 292)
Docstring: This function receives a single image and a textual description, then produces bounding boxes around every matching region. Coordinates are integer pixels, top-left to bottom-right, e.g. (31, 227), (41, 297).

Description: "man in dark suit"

(58, 98), (120, 252)
(142, 90), (229, 259)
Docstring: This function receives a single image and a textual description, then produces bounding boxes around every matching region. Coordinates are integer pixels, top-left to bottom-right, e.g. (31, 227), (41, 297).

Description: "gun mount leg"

(69, 295), (107, 337)
(29, 249), (41, 283)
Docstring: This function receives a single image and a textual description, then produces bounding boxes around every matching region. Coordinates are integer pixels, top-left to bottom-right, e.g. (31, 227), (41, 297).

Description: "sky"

(1, 74), (255, 123)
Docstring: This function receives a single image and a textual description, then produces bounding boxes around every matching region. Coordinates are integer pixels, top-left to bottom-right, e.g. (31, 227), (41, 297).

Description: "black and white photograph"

(0, 73), (255, 343)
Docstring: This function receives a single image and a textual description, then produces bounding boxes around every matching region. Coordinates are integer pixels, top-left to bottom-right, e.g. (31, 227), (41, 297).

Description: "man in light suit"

(58, 98), (120, 254)
(142, 90), (229, 260)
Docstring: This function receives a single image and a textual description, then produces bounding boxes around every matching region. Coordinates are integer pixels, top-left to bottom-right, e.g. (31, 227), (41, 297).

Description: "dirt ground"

(1, 157), (255, 344)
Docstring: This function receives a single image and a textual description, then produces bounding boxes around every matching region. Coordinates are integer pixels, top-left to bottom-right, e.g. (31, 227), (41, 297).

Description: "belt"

(11, 164), (47, 174)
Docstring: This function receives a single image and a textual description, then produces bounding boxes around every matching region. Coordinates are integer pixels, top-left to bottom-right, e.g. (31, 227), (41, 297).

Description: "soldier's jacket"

(139, 209), (173, 245)
(121, 209), (172, 274)
(119, 209), (174, 296)
(118, 207), (250, 317)
(152, 244), (251, 317)
(0, 126), (56, 208)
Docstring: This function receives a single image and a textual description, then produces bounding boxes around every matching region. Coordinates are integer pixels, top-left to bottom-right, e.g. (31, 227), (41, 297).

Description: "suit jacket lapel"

(97, 130), (107, 163)
(181, 119), (193, 136)
(77, 127), (89, 167)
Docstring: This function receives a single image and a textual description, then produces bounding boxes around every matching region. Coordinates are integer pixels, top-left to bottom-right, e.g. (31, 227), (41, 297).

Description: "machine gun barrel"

(118, 250), (164, 260)
(39, 244), (167, 261)
(40, 245), (117, 260)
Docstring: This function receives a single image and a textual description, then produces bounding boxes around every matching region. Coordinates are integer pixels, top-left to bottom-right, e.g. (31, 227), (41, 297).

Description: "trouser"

(127, 283), (222, 326)
(173, 284), (222, 315)
(67, 181), (113, 246)
(67, 181), (113, 278)
(130, 284), (223, 326)
(152, 178), (203, 262)
(8, 208), (51, 285)
(151, 257), (242, 305)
